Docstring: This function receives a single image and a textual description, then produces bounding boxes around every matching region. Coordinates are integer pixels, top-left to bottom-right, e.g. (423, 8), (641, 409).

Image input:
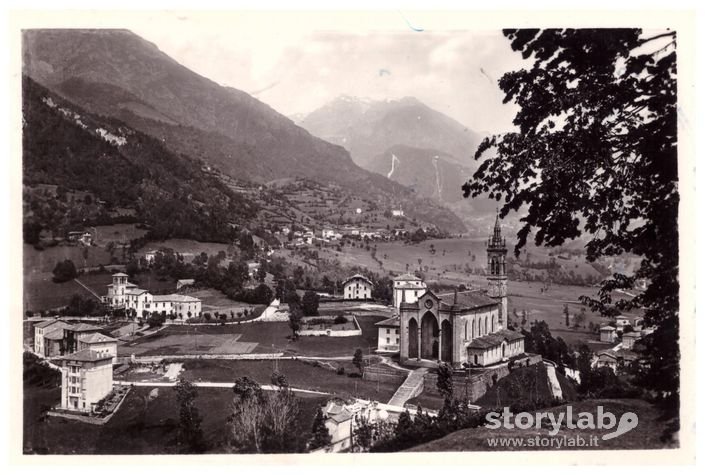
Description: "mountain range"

(22, 29), (466, 234)
(295, 95), (499, 231)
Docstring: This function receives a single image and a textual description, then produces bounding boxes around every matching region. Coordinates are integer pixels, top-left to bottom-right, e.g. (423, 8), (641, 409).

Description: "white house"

(375, 317), (400, 352)
(77, 333), (118, 363)
(57, 349), (114, 413)
(105, 273), (202, 322)
(342, 274), (374, 300)
(392, 273), (427, 310)
(319, 400), (390, 453)
(176, 279), (195, 290)
(600, 325), (617, 343)
(621, 331), (642, 350)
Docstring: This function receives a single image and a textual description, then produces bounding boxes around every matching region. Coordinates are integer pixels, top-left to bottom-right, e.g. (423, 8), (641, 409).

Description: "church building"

(398, 215), (524, 368)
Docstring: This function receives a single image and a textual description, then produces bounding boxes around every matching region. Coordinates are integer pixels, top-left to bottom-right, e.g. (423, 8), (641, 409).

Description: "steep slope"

(298, 95), (482, 171)
(367, 145), (470, 203)
(22, 29), (466, 233)
(22, 75), (256, 243)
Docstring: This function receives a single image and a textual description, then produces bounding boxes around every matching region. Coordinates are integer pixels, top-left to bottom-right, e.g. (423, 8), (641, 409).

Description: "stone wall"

(423, 355), (543, 403)
(362, 365), (407, 385)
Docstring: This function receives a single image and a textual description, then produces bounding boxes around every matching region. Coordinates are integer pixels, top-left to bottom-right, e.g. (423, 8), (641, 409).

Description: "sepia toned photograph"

(10, 7), (695, 462)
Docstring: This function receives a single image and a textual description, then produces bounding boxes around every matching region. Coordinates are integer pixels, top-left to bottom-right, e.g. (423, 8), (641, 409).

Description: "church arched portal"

(408, 318), (419, 359)
(441, 320), (453, 362)
(421, 312), (439, 360)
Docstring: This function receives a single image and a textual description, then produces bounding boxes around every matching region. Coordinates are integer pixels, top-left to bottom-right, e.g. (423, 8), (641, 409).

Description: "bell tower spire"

(487, 211), (508, 328)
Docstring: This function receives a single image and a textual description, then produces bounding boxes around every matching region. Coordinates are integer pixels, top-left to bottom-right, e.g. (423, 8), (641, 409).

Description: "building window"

(386, 338), (390, 344)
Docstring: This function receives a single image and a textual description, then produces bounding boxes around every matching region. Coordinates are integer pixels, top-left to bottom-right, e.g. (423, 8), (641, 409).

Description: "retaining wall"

(362, 365), (407, 385)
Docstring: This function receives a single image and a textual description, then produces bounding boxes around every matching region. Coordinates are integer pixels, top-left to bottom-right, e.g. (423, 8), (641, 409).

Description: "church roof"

(467, 329), (524, 349)
(112, 272), (128, 277)
(436, 290), (498, 311)
(393, 273), (422, 282)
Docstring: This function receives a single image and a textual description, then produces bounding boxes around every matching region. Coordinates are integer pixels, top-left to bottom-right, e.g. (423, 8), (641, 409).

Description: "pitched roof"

(112, 272), (128, 277)
(78, 332), (117, 344)
(342, 274), (373, 286)
(375, 316), (400, 327)
(393, 273), (422, 282)
(437, 290), (498, 310)
(125, 288), (149, 295)
(57, 348), (113, 363)
(34, 319), (70, 329)
(600, 325), (616, 331)
(44, 328), (66, 340)
(467, 329), (524, 349)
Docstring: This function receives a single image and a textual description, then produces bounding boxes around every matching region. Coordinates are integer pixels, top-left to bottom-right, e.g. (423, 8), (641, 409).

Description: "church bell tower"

(487, 212), (508, 328)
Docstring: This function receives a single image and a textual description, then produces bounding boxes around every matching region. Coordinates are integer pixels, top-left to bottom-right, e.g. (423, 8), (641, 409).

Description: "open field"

(178, 359), (399, 402)
(23, 383), (327, 454)
(184, 288), (262, 316)
(139, 239), (230, 258)
(119, 330), (257, 357)
(118, 315), (387, 357)
(23, 269), (178, 312)
(406, 399), (675, 451)
(92, 224), (147, 247)
(24, 243), (113, 274)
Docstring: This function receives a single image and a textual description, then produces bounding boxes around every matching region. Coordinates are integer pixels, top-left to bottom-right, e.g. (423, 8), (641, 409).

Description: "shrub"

(333, 315), (348, 325)
(336, 365), (345, 376)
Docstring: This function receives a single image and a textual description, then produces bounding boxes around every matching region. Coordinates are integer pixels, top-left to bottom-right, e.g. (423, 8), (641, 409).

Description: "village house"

(600, 325), (617, 343)
(77, 333), (118, 363)
(342, 274), (374, 300)
(64, 323), (103, 354)
(392, 274), (427, 311)
(67, 230), (93, 246)
(176, 279), (195, 290)
(397, 216), (524, 368)
(621, 331), (642, 350)
(57, 349), (114, 413)
(104, 273), (202, 322)
(34, 319), (72, 356)
(375, 316), (401, 352)
(614, 316), (632, 331)
(318, 399), (390, 453)
(594, 348), (639, 374)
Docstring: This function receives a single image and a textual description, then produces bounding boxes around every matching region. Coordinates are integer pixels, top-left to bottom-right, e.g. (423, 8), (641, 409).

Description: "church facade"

(398, 216), (524, 368)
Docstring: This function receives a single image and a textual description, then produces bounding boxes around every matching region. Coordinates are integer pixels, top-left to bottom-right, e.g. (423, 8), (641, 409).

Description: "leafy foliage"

(464, 29), (679, 408)
(52, 259), (77, 283)
(173, 378), (207, 453)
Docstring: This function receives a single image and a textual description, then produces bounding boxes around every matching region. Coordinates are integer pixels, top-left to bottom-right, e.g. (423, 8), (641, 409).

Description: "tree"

(352, 348), (364, 376)
(352, 414), (374, 452)
(301, 290), (320, 316)
(288, 303), (303, 339)
(563, 304), (570, 327)
(173, 378), (206, 452)
(463, 29), (678, 417)
(52, 259), (77, 283)
(436, 363), (454, 403)
(309, 407), (331, 450)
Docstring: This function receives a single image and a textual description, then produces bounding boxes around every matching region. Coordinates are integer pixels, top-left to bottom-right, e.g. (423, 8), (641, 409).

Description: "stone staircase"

(388, 367), (427, 407)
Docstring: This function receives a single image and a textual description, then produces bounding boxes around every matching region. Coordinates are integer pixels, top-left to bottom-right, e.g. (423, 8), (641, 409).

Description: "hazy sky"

(131, 12), (531, 134)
